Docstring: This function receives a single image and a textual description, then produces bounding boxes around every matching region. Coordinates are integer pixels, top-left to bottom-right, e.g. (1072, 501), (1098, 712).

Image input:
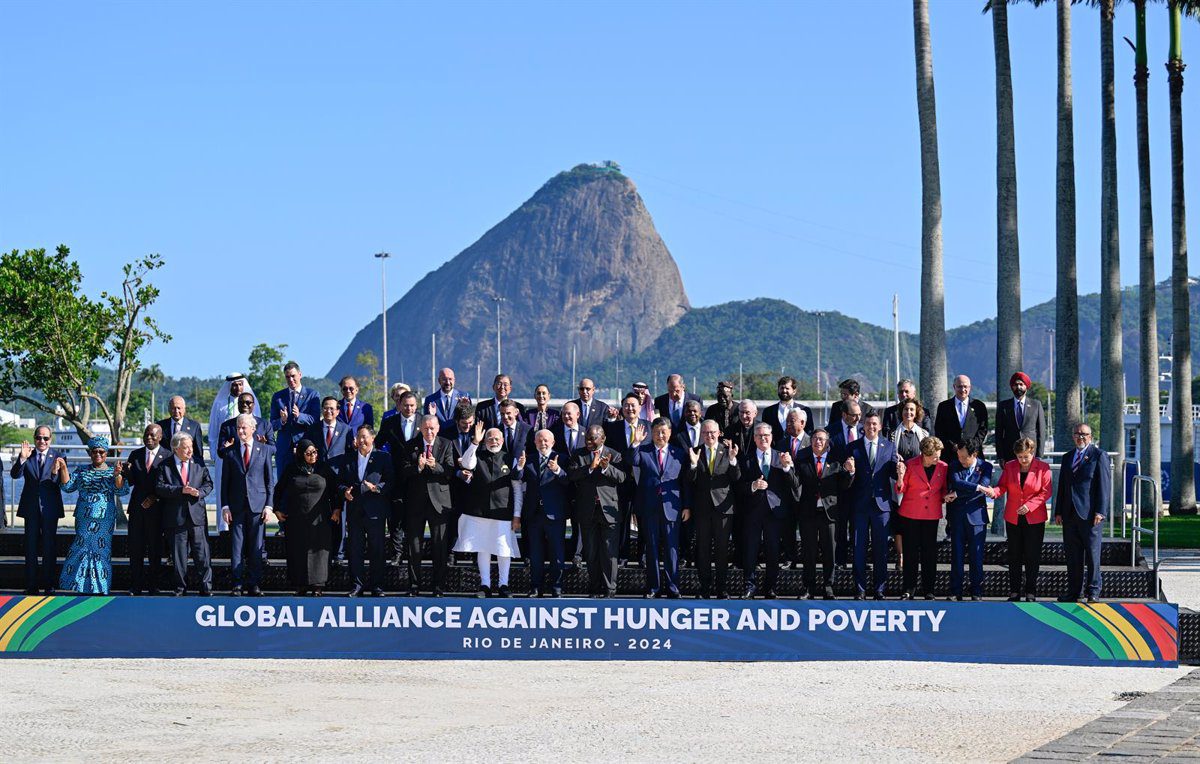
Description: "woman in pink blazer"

(982, 437), (1052, 601)
(895, 436), (951, 599)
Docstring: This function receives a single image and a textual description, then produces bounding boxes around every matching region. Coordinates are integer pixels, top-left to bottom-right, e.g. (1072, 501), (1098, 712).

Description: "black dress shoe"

(23, 588), (36, 595)
(408, 587), (421, 597)
(1056, 595), (1078, 603)
(1024, 594), (1037, 602)
(853, 592), (865, 601)
(763, 589), (777, 600)
(1007, 594), (1021, 602)
(199, 588), (213, 597)
(371, 587), (385, 597)
(952, 595), (963, 602)
(477, 587), (490, 599)
(174, 588), (186, 597)
(497, 585), (511, 598)
(348, 586), (364, 597)
(312, 588), (324, 597)
(230, 587), (244, 597)
(432, 589), (444, 598)
(970, 595), (982, 601)
(923, 594), (935, 601)
(1086, 596), (1100, 604)
(900, 592), (915, 600)
(295, 589), (308, 597)
(248, 586), (263, 597)
(715, 590), (728, 599)
(804, 591), (817, 600)
(642, 590), (655, 599)
(743, 587), (756, 599)
(666, 590), (680, 599)
(129, 590), (142, 597)
(42, 588), (55, 596)
(873, 593), (885, 601)
(552, 588), (563, 598)
(824, 586), (836, 600)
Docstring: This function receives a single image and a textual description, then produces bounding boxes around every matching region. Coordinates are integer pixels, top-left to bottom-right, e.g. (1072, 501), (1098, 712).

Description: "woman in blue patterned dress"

(55, 436), (129, 594)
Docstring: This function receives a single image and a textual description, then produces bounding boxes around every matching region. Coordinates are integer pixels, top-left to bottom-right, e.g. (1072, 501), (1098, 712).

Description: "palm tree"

(1055, 0), (1083, 450)
(1167, 0), (1196, 513)
(1131, 0), (1161, 513)
(914, 0), (947, 408)
(988, 0), (1023, 407)
(1097, 0), (1126, 513)
(137, 363), (166, 420)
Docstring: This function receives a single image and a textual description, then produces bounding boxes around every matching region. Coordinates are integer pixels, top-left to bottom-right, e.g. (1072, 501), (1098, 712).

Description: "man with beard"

(703, 381), (738, 436)
(761, 376), (814, 440)
(456, 424), (522, 597)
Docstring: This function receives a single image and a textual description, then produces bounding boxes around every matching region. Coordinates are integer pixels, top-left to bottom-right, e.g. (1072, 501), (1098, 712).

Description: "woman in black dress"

(273, 439), (340, 595)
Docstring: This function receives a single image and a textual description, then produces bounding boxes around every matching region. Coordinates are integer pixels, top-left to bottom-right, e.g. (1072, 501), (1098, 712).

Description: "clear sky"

(2, 0), (1196, 380)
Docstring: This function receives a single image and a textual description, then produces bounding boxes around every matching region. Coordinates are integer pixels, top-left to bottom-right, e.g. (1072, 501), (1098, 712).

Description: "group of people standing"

(4, 364), (1112, 603)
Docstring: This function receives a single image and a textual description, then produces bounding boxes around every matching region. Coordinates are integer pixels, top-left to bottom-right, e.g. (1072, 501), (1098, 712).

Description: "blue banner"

(0, 595), (1178, 666)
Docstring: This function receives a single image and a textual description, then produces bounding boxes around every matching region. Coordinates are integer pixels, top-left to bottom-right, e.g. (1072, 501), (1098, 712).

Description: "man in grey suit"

(155, 432), (214, 595)
(568, 425), (626, 598)
(993, 371), (1046, 534)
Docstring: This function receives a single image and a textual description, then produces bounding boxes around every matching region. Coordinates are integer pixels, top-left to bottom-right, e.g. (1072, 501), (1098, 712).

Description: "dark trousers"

(1062, 512), (1103, 598)
(348, 510), (386, 589)
(1006, 517), (1045, 595)
(128, 505), (163, 593)
(694, 510), (733, 594)
(526, 516), (566, 592)
(780, 511), (800, 564)
(386, 497), (405, 557)
(800, 512), (836, 591)
(744, 509), (782, 593)
(405, 504), (449, 592)
(853, 511), (890, 595)
(642, 511), (681, 595)
(170, 523), (211, 592)
(444, 509), (461, 563)
(679, 513), (694, 566)
(834, 501), (855, 566)
(567, 503), (586, 562)
(23, 511), (58, 591)
(901, 516), (938, 594)
(617, 492), (636, 562)
(948, 514), (986, 597)
(584, 512), (620, 595)
(229, 510), (265, 587)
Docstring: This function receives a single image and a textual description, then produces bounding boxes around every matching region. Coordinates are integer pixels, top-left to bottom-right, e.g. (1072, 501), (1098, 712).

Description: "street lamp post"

(814, 311), (824, 400)
(1045, 327), (1056, 445)
(374, 252), (391, 392)
(492, 296), (505, 375)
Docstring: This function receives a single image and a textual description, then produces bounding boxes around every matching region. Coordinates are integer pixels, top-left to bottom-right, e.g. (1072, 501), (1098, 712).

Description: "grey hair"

(753, 422), (773, 436)
(170, 432), (193, 450)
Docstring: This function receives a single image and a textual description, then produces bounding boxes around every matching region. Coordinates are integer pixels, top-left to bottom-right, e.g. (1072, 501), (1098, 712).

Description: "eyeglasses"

(303, 449), (319, 455)
(34, 436), (50, 441)
(1073, 432), (1091, 439)
(341, 386), (356, 392)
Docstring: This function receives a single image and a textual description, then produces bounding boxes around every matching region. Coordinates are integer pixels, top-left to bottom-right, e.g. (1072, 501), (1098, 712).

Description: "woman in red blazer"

(894, 436), (951, 599)
(983, 437), (1052, 601)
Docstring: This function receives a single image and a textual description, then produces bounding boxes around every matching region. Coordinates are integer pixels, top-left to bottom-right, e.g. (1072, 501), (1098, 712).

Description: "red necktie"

(816, 458), (824, 477)
(145, 452), (152, 471)
(791, 437), (799, 457)
(425, 443), (433, 459)
(344, 402), (352, 421)
(657, 448), (665, 471)
(326, 427), (333, 448)
(243, 444), (251, 468)
(181, 461), (189, 485)
(847, 427), (857, 443)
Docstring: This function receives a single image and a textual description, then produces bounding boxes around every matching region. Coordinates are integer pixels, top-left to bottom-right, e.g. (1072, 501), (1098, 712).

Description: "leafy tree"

(0, 246), (169, 444)
(247, 343), (288, 404)
(355, 350), (385, 415)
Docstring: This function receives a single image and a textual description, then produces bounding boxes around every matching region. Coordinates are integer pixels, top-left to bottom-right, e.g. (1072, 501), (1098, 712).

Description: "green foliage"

(247, 343), (288, 402)
(354, 350), (386, 416)
(0, 246), (169, 444)
(0, 423), (33, 445)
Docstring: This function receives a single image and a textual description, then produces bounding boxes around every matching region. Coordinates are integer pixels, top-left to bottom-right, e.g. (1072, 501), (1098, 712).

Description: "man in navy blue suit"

(630, 418), (691, 598)
(155, 431), (214, 595)
(158, 396), (206, 466)
(654, 374), (704, 431)
(605, 394), (651, 565)
(845, 413), (899, 600)
(496, 399), (532, 461)
(216, 392), (273, 459)
(1055, 422), (1111, 603)
(10, 426), (66, 593)
(945, 440), (993, 601)
(519, 429), (571, 596)
(423, 367), (470, 426)
(341, 425), (394, 597)
(568, 378), (613, 429)
(336, 376), (374, 432)
(475, 374), (527, 429)
(220, 414), (277, 595)
(270, 362), (321, 477)
(829, 399), (864, 567)
(308, 397), (357, 466)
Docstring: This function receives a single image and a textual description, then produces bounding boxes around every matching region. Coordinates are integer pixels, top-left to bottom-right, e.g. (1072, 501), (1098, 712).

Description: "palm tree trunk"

(1056, 0), (1081, 450)
(993, 0), (1022, 406)
(1099, 0), (1126, 516)
(1133, 0), (1161, 514)
(1167, 0), (1195, 513)
(914, 0), (947, 409)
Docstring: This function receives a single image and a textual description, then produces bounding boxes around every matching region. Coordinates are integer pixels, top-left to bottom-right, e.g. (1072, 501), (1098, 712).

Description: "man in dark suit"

(671, 400), (705, 453)
(933, 374), (990, 463)
(724, 400), (760, 456)
(519, 430), (571, 596)
(341, 425), (393, 597)
(567, 425), (626, 597)
(521, 383), (560, 433)
(10, 425), (66, 593)
(797, 430), (856, 599)
(336, 376), (375, 432)
(423, 367), (471, 426)
(155, 431), (214, 595)
(761, 376), (814, 440)
(377, 389), (419, 562)
(703, 381), (738, 436)
(220, 414), (277, 596)
(569, 378), (612, 429)
(881, 378), (933, 437)
(629, 418), (690, 598)
(474, 374), (527, 429)
(738, 422), (801, 598)
(401, 415), (456, 595)
(124, 423), (170, 595)
(845, 413), (900, 600)
(440, 402), (478, 555)
(1055, 423), (1111, 603)
(827, 378), (877, 430)
(995, 371), (1046, 463)
(773, 408), (811, 568)
(308, 397), (356, 465)
(828, 399), (864, 567)
(655, 373), (704, 431)
(550, 402), (586, 566)
(689, 419), (741, 598)
(158, 396), (206, 466)
(270, 362), (322, 478)
(605, 394), (651, 565)
(496, 399), (532, 460)
(216, 392), (274, 460)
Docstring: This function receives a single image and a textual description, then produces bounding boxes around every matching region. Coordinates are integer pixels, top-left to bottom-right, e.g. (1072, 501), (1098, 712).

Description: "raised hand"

(547, 454), (559, 473)
(52, 457), (66, 476)
(632, 424), (646, 445)
(729, 442), (739, 460)
(255, 433), (268, 443)
(223, 438), (235, 449)
(590, 449), (603, 470)
(290, 403), (301, 420)
(842, 456), (855, 475)
(472, 419), (485, 445)
(19, 441), (31, 461)
(597, 452), (611, 470)
(417, 452), (429, 471)
(344, 487), (355, 502)
(427, 402), (437, 416)
(688, 448), (700, 468)
(279, 405), (289, 424)
(779, 451), (793, 470)
(517, 451), (527, 470)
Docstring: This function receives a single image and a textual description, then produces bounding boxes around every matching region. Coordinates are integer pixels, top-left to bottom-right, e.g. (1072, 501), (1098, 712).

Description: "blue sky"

(1, 0), (1196, 379)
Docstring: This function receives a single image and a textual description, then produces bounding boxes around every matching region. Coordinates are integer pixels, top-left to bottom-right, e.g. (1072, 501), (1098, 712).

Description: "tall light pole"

(1045, 327), (1056, 446)
(814, 311), (824, 400)
(492, 295), (505, 375)
(374, 252), (391, 393)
